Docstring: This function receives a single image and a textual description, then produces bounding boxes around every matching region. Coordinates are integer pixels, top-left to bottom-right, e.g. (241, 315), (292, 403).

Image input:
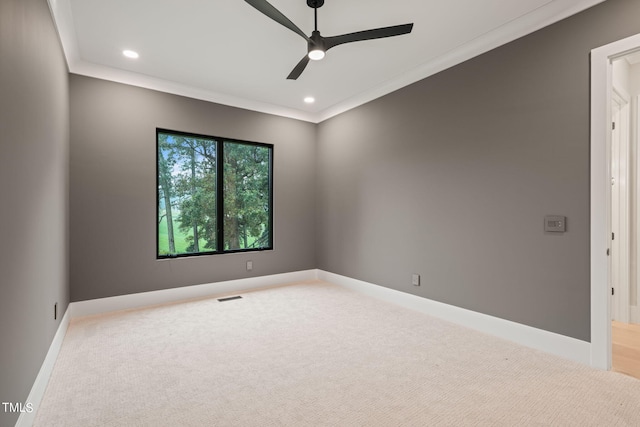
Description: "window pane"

(158, 132), (217, 256)
(223, 142), (271, 251)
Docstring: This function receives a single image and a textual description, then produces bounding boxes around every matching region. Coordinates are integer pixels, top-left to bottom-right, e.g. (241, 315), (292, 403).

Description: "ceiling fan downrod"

(308, 0), (323, 32)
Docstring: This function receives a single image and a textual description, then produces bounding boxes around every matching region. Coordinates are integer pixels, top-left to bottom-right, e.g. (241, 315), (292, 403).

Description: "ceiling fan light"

(122, 49), (139, 59)
(308, 49), (325, 61)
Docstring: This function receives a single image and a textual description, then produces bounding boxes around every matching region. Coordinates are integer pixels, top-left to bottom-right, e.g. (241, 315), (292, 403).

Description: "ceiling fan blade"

(325, 23), (414, 50)
(245, 0), (310, 42)
(287, 55), (311, 80)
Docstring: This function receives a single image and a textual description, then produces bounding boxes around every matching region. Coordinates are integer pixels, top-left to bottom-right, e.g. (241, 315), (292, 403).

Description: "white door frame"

(590, 33), (640, 370)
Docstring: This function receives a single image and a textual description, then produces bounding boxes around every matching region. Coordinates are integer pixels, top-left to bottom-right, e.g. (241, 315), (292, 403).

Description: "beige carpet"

(34, 280), (640, 426)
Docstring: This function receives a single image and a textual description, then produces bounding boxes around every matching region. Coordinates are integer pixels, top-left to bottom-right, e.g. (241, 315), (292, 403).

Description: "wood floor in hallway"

(612, 320), (640, 380)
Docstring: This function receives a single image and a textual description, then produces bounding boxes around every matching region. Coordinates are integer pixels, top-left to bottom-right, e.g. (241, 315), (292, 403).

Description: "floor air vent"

(217, 296), (243, 302)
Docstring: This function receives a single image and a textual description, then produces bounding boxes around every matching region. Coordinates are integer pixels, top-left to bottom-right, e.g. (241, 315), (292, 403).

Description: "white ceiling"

(49, 0), (604, 123)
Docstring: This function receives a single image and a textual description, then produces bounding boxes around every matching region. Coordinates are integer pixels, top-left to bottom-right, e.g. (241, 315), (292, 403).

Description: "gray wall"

(69, 75), (317, 301)
(0, 0), (69, 425)
(317, 0), (640, 342)
(6, 3), (640, 421)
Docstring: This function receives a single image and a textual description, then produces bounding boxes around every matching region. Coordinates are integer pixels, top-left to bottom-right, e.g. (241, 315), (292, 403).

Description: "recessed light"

(304, 97), (315, 104)
(122, 50), (139, 59)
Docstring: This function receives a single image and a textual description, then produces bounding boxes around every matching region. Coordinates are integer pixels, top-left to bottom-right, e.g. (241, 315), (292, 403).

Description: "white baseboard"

(16, 308), (70, 427)
(317, 270), (592, 366)
(69, 269), (317, 318)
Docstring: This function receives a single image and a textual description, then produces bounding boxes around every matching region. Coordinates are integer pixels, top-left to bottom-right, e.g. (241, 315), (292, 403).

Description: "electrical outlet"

(412, 274), (420, 286)
(247, 260), (253, 271)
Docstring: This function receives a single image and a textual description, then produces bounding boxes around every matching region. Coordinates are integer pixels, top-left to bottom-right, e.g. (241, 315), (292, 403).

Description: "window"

(157, 129), (273, 258)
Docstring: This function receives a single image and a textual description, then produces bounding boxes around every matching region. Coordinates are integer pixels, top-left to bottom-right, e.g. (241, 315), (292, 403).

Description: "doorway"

(610, 82), (630, 324)
(609, 55), (640, 379)
(591, 33), (640, 371)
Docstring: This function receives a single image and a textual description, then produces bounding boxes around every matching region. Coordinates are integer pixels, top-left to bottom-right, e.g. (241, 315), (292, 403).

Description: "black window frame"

(156, 128), (274, 259)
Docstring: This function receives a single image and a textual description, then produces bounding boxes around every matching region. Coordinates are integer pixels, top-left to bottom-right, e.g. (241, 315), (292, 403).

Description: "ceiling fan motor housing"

(309, 30), (325, 52)
(307, 0), (324, 8)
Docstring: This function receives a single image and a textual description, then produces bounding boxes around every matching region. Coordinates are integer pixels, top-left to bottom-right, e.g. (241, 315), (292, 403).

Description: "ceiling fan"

(245, 0), (414, 80)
